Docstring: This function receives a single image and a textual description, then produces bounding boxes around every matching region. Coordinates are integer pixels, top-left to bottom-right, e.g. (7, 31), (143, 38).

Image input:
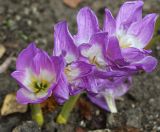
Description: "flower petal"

(103, 9), (116, 35)
(16, 43), (38, 71)
(31, 50), (55, 76)
(122, 48), (147, 62)
(16, 88), (36, 104)
(54, 21), (79, 63)
(81, 32), (108, 68)
(131, 55), (158, 72)
(127, 13), (158, 48)
(53, 74), (69, 104)
(11, 71), (26, 88)
(75, 7), (99, 45)
(116, 1), (143, 30)
(88, 94), (109, 111)
(106, 36), (124, 62)
(16, 87), (53, 104)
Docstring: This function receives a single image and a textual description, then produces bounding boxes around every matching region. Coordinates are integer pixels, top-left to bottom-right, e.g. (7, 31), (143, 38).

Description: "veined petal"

(16, 88), (37, 104)
(127, 13), (158, 48)
(16, 43), (38, 71)
(31, 50), (55, 76)
(11, 71), (27, 89)
(103, 9), (116, 35)
(81, 33), (108, 69)
(88, 94), (109, 111)
(75, 7), (99, 45)
(116, 1), (143, 30)
(54, 21), (79, 63)
(51, 56), (65, 80)
(16, 86), (53, 104)
(12, 44), (58, 104)
(65, 61), (93, 84)
(131, 56), (158, 72)
(106, 36), (124, 61)
(66, 61), (95, 95)
(71, 61), (94, 78)
(88, 76), (131, 112)
(53, 74), (69, 104)
(122, 48), (147, 62)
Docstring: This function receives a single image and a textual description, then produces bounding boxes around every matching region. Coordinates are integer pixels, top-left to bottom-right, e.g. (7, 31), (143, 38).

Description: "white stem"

(104, 93), (117, 113)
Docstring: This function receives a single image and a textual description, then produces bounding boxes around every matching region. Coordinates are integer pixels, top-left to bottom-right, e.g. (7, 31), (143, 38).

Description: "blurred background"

(0, 0), (160, 132)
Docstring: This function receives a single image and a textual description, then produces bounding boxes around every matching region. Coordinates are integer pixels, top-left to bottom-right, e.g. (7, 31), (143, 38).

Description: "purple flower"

(53, 21), (96, 96)
(53, 14), (127, 97)
(11, 44), (61, 104)
(88, 77), (132, 113)
(103, 1), (158, 73)
(53, 8), (125, 79)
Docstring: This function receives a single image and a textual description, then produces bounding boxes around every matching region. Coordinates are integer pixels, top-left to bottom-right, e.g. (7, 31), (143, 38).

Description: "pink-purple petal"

(16, 43), (38, 71)
(127, 13), (158, 48)
(75, 7), (99, 45)
(116, 1), (143, 30)
(103, 9), (116, 35)
(54, 21), (79, 63)
(53, 74), (69, 104)
(131, 56), (158, 72)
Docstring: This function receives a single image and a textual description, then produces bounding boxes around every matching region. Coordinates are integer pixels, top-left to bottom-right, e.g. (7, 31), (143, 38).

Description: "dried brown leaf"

(0, 57), (15, 73)
(1, 92), (28, 116)
(0, 45), (6, 58)
(63, 0), (82, 8)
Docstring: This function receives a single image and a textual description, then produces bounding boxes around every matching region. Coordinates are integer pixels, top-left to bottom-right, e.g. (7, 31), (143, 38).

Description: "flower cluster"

(12, 1), (158, 113)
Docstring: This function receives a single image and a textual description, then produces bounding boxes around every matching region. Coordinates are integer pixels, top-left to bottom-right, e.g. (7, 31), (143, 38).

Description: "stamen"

(31, 80), (49, 94)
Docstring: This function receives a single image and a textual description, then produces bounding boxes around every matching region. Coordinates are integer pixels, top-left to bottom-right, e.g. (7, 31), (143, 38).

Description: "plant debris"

(63, 0), (82, 8)
(0, 57), (15, 74)
(0, 44), (6, 58)
(1, 92), (28, 116)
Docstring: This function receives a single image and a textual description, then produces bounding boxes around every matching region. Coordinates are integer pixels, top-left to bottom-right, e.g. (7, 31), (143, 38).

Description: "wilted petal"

(103, 9), (116, 35)
(75, 7), (99, 45)
(54, 21), (79, 63)
(116, 1), (143, 30)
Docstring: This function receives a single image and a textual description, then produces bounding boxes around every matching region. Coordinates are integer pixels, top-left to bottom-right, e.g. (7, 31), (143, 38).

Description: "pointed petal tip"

(54, 20), (67, 30)
(124, 0), (144, 6)
(78, 6), (92, 12)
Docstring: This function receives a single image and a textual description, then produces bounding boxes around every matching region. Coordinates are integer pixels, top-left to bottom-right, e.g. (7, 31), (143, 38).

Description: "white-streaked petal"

(116, 29), (142, 49)
(81, 44), (106, 67)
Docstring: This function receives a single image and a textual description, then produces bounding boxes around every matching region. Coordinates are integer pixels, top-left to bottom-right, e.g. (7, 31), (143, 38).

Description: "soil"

(0, 0), (160, 132)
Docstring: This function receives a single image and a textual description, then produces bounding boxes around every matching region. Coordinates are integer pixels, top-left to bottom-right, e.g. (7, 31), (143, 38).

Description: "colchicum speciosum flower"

(54, 1), (158, 113)
(88, 77), (132, 113)
(11, 44), (62, 104)
(53, 21), (96, 96)
(11, 0), (158, 117)
(53, 9), (126, 96)
(104, 1), (158, 73)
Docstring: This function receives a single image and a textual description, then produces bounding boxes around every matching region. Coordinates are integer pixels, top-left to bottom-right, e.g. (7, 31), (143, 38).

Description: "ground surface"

(0, 0), (160, 132)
